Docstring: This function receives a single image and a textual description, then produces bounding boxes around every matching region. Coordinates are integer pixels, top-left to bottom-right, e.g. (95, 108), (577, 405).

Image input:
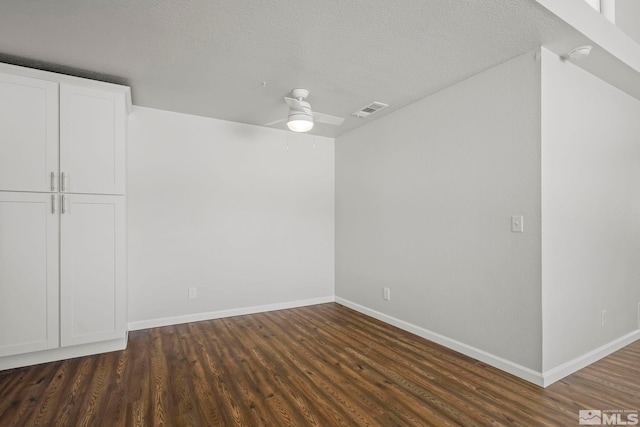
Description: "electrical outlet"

(188, 287), (197, 300)
(383, 287), (391, 301)
(637, 303), (640, 328)
(601, 310), (606, 327)
(511, 216), (524, 233)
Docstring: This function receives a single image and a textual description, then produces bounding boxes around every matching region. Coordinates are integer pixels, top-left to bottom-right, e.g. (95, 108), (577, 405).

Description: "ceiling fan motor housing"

(291, 88), (309, 100)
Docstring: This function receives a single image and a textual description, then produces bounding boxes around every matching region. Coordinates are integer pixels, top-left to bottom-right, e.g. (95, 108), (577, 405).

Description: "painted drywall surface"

(615, 0), (640, 44)
(336, 51), (542, 370)
(127, 107), (335, 323)
(601, 0), (614, 22)
(583, 0), (600, 12)
(541, 48), (640, 371)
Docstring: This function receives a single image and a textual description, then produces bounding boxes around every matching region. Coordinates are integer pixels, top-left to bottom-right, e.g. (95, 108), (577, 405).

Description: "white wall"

(336, 51), (543, 371)
(601, 0), (640, 44)
(601, 0), (614, 21)
(541, 48), (640, 371)
(615, 0), (640, 44)
(584, 0), (601, 12)
(127, 107), (335, 325)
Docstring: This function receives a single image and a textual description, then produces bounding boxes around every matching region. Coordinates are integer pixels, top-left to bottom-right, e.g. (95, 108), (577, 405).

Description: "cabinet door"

(0, 74), (59, 192)
(0, 192), (59, 357)
(60, 84), (126, 195)
(60, 194), (126, 347)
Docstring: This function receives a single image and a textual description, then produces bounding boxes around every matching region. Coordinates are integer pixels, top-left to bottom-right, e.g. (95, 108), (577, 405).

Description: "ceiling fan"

(265, 88), (345, 132)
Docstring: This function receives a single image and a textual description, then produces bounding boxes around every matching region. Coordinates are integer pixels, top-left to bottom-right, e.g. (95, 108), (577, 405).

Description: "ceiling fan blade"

(264, 117), (286, 126)
(314, 111), (345, 126)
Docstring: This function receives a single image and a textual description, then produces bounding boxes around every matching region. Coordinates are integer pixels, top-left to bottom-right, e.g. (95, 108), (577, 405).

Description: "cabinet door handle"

(50, 172), (56, 191)
(60, 172), (66, 192)
(51, 195), (56, 214)
(61, 195), (66, 214)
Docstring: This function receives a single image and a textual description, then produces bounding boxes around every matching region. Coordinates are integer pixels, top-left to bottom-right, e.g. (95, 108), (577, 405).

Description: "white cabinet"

(0, 75), (126, 195)
(0, 192), (125, 359)
(0, 63), (130, 370)
(60, 84), (126, 195)
(60, 194), (126, 346)
(0, 192), (59, 357)
(0, 74), (59, 193)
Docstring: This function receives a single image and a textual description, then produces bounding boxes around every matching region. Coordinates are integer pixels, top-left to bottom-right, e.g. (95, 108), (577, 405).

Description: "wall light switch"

(511, 216), (524, 233)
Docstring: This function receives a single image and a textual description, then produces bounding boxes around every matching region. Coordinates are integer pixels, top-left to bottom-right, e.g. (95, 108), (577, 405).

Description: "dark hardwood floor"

(1, 303), (638, 426)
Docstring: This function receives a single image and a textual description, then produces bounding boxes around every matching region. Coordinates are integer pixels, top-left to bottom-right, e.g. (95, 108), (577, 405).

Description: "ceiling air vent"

(352, 101), (389, 118)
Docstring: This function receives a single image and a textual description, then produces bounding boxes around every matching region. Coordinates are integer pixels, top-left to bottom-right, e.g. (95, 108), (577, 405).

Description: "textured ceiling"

(0, 0), (574, 136)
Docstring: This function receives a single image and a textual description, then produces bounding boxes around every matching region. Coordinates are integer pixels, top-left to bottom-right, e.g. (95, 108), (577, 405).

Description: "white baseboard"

(336, 297), (640, 388)
(335, 297), (545, 386)
(127, 295), (335, 331)
(542, 329), (640, 387)
(0, 336), (128, 371)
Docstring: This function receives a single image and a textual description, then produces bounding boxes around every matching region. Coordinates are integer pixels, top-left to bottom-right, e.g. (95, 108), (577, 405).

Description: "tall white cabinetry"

(60, 194), (126, 347)
(0, 192), (59, 357)
(0, 63), (131, 370)
(60, 84), (126, 195)
(0, 74), (58, 193)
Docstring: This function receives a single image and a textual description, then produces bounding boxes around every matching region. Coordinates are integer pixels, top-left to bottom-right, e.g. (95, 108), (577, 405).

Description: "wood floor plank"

(275, 309), (463, 426)
(314, 304), (577, 423)
(1, 302), (639, 426)
(303, 306), (566, 426)
(287, 308), (511, 423)
(246, 313), (381, 426)
(219, 316), (326, 426)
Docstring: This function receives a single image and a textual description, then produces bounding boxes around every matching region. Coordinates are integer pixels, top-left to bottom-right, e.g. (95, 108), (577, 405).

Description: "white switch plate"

(188, 287), (197, 299)
(383, 287), (391, 301)
(511, 216), (524, 233)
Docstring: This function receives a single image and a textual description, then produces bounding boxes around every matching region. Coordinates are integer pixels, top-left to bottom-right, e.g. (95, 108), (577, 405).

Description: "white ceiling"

(0, 0), (576, 136)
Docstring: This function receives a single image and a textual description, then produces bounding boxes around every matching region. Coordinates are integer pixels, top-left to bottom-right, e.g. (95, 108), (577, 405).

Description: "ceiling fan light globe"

(287, 113), (314, 132)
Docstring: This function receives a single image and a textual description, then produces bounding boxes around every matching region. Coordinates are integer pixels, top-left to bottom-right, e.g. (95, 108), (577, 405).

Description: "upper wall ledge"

(536, 0), (640, 100)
